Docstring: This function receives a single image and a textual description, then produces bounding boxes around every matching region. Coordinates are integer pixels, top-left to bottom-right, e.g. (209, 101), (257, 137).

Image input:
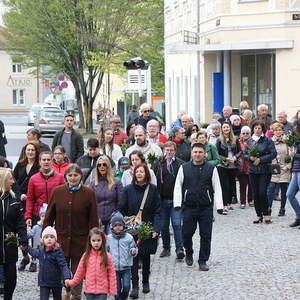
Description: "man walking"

(153, 141), (185, 259)
(173, 143), (223, 271)
(52, 114), (84, 162)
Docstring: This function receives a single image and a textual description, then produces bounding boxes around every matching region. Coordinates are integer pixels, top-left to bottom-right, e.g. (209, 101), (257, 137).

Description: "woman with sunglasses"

(121, 150), (157, 187)
(98, 127), (123, 168)
(43, 164), (99, 299)
(118, 163), (160, 298)
(238, 126), (253, 209)
(89, 156), (123, 234)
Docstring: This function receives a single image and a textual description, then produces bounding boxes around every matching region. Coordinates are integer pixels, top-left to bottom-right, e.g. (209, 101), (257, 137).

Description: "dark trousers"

(115, 269), (131, 300)
(267, 182), (288, 209)
(218, 167), (236, 206)
(40, 287), (62, 300)
(238, 174), (253, 204)
(182, 207), (213, 263)
(3, 263), (16, 300)
(131, 255), (150, 287)
(249, 173), (271, 217)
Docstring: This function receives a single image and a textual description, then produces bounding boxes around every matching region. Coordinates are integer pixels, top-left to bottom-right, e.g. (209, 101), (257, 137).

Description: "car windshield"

(31, 106), (42, 112)
(42, 111), (65, 118)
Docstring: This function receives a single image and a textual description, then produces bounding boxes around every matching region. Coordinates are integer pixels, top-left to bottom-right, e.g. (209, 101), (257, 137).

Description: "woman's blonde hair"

(95, 156), (115, 190)
(0, 168), (15, 198)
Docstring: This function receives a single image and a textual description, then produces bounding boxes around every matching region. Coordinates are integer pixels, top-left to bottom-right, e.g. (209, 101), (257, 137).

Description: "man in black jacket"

(171, 127), (191, 162)
(153, 141), (185, 259)
(52, 114), (84, 162)
(173, 143), (224, 271)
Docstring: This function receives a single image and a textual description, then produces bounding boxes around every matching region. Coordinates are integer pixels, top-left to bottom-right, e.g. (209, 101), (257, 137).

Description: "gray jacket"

(107, 232), (137, 271)
(27, 221), (43, 248)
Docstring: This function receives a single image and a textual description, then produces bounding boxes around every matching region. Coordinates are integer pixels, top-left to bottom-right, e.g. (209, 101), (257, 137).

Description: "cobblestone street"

(12, 199), (300, 300)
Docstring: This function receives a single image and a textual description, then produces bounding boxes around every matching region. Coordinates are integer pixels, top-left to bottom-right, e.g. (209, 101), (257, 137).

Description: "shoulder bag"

(124, 185), (149, 234)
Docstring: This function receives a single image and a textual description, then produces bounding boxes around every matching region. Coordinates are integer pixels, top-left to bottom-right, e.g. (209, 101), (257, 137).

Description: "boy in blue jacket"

(24, 226), (71, 300)
(107, 214), (137, 300)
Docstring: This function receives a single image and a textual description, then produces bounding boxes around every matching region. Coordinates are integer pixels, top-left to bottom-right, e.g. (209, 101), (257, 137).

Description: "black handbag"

(270, 163), (281, 175)
(138, 237), (159, 256)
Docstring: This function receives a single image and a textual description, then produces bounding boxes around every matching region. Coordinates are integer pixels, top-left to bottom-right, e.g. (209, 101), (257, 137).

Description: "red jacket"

(25, 171), (65, 220)
(159, 133), (168, 143)
(68, 249), (117, 295)
(52, 162), (70, 176)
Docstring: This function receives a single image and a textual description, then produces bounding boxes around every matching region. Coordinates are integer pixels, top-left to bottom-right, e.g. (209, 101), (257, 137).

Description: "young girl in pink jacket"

(65, 227), (117, 300)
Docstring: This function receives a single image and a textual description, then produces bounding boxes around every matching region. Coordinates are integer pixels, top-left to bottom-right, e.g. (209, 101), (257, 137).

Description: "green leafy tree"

(4, 0), (164, 133)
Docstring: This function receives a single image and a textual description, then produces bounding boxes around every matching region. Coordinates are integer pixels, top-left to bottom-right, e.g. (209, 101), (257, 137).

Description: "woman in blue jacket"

(245, 120), (277, 224)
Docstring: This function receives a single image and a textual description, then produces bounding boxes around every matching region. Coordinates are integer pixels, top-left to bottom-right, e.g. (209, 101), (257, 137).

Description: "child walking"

(65, 227), (117, 300)
(26, 226), (71, 300)
(107, 214), (138, 300)
(26, 203), (48, 272)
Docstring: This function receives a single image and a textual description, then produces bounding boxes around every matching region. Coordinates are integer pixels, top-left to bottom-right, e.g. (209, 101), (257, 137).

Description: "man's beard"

(137, 139), (147, 147)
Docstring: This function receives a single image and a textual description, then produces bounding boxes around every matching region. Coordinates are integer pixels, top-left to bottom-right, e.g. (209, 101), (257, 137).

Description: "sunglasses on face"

(242, 132), (250, 135)
(97, 163), (107, 167)
(143, 110), (150, 113)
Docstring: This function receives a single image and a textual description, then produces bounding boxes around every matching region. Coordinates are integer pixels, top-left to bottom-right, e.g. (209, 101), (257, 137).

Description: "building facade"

(164, 0), (300, 125)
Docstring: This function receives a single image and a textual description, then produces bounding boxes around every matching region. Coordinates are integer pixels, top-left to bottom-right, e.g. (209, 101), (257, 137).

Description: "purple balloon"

(61, 81), (68, 88)
(58, 75), (65, 81)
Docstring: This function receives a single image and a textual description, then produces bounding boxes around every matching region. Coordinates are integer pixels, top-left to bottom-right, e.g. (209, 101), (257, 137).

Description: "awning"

(166, 40), (294, 54)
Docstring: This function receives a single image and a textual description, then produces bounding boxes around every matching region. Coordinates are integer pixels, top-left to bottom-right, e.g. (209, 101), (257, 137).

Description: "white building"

(164, 0), (300, 125)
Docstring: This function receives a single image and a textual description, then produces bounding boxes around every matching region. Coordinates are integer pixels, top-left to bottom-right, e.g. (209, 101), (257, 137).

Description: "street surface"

(1, 113), (300, 299)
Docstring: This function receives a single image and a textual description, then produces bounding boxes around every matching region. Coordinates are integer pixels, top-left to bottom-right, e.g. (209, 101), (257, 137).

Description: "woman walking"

(245, 120), (277, 224)
(89, 156), (123, 234)
(216, 122), (241, 213)
(0, 168), (27, 300)
(118, 164), (160, 298)
(43, 164), (99, 299)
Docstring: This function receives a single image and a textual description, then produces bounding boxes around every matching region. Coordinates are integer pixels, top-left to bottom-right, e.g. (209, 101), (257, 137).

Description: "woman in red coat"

(44, 163), (99, 300)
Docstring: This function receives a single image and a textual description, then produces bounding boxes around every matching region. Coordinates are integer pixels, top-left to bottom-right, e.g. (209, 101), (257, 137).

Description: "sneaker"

(222, 208), (228, 215)
(185, 255), (193, 267)
(240, 204), (245, 209)
(199, 261), (209, 271)
(248, 202), (254, 207)
(18, 255), (30, 271)
(289, 219), (300, 227)
(130, 287), (139, 298)
(142, 283), (150, 294)
(176, 248), (185, 260)
(28, 261), (37, 272)
(159, 249), (170, 258)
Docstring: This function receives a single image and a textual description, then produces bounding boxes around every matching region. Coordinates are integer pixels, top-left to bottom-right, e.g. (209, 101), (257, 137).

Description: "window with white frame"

(12, 63), (22, 73)
(12, 89), (25, 105)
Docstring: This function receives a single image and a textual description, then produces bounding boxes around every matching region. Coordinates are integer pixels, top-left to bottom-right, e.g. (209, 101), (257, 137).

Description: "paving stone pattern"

(12, 200), (300, 300)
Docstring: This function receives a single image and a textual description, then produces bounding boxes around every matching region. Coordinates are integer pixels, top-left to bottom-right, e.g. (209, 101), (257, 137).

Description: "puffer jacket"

(107, 232), (137, 271)
(25, 171), (65, 220)
(51, 162), (70, 176)
(68, 249), (117, 295)
(270, 137), (292, 183)
(245, 135), (277, 174)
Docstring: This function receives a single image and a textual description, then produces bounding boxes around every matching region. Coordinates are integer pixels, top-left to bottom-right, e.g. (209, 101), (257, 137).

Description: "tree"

(3, 0), (164, 133)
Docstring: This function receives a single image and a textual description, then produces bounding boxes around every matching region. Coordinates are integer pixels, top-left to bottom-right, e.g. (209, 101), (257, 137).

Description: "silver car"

(34, 108), (65, 134)
(28, 104), (61, 126)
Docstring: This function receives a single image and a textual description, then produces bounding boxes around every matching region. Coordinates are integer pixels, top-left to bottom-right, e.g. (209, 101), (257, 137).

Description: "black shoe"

(176, 248), (185, 260)
(199, 261), (209, 271)
(28, 261), (37, 272)
(253, 217), (263, 224)
(278, 209), (285, 217)
(159, 248), (170, 258)
(185, 255), (193, 267)
(18, 255), (30, 271)
(130, 287), (139, 298)
(142, 283), (150, 294)
(289, 219), (300, 227)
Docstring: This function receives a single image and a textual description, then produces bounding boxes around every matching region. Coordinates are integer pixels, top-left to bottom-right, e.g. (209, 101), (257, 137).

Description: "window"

(12, 63), (22, 73)
(12, 89), (25, 106)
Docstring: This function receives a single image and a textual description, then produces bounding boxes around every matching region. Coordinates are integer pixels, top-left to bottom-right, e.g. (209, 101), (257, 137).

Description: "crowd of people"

(0, 102), (300, 300)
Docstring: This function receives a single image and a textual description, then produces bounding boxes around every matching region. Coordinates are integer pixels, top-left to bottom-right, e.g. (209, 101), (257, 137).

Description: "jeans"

(85, 294), (107, 300)
(40, 287), (62, 300)
(267, 182), (288, 209)
(249, 173), (271, 217)
(287, 172), (300, 218)
(160, 199), (183, 250)
(131, 255), (150, 287)
(182, 207), (213, 263)
(115, 269), (131, 300)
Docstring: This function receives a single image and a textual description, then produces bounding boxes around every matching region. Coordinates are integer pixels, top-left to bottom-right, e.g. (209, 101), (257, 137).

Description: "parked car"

(34, 108), (65, 134)
(28, 103), (61, 126)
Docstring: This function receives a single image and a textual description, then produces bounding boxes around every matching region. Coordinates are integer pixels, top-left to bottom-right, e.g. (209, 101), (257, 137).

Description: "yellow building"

(164, 0), (300, 124)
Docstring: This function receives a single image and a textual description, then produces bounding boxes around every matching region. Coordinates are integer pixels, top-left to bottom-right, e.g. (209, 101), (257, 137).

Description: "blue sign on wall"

(213, 72), (224, 114)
